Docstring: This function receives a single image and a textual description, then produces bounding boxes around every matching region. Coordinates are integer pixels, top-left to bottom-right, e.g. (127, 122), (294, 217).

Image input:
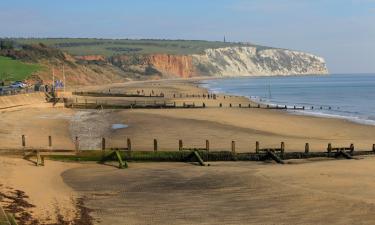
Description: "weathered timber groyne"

(2, 135), (375, 166)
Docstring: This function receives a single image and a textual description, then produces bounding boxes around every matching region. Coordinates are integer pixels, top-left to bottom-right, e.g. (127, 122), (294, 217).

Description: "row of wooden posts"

(69, 99), (310, 110)
(172, 93), (217, 99)
(20, 135), (375, 153)
(72, 91), (338, 111)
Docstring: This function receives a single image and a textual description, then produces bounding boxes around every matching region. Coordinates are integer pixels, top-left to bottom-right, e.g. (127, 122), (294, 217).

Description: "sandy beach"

(1, 79), (375, 224)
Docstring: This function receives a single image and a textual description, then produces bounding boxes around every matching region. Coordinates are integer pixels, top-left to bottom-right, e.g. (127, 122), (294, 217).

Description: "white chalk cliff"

(192, 46), (328, 76)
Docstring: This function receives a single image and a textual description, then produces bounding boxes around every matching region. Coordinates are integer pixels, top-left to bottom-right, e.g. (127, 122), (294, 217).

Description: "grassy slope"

(0, 56), (43, 81)
(13, 38), (266, 56)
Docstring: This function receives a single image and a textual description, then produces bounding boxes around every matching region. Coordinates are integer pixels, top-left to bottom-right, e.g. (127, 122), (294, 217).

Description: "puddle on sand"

(111, 124), (129, 130)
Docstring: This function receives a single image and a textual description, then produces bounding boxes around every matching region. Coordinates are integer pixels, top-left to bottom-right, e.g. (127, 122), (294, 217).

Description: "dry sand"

(0, 156), (80, 224)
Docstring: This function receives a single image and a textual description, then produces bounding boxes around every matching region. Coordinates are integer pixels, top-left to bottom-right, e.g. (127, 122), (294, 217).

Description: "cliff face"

(192, 47), (328, 76)
(148, 54), (195, 78)
(108, 46), (328, 78)
(0, 44), (130, 85)
(109, 54), (195, 78)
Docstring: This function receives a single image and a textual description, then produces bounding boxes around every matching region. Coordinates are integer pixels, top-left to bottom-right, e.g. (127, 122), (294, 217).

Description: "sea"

(201, 74), (375, 126)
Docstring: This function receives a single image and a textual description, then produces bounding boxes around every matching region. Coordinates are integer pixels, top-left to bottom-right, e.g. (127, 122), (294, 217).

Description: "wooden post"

(179, 140), (183, 151)
(48, 136), (52, 149)
(305, 143), (309, 153)
(327, 143), (332, 153)
(102, 137), (106, 151)
(127, 138), (132, 151)
(256, 141), (259, 153)
(231, 141), (236, 154)
(281, 142), (285, 154)
(206, 140), (210, 151)
(41, 156), (45, 166)
(36, 150), (42, 166)
(154, 139), (158, 152)
(75, 136), (79, 152)
(22, 135), (26, 148)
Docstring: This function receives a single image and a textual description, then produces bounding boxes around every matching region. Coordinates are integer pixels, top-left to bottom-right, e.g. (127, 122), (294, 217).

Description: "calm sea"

(201, 74), (375, 126)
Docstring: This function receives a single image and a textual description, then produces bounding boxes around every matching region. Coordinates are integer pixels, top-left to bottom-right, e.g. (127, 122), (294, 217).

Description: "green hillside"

(13, 38), (263, 56)
(0, 56), (43, 81)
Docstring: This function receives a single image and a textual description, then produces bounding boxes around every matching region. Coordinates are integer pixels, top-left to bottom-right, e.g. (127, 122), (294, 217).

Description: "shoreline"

(198, 75), (375, 127)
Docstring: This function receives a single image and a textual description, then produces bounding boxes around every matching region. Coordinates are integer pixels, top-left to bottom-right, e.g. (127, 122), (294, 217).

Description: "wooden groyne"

(63, 99), (205, 109)
(4, 135), (375, 167)
(63, 98), (310, 110)
(72, 91), (165, 98)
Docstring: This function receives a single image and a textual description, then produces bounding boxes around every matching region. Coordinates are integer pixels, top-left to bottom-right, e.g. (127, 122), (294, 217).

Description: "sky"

(0, 0), (374, 73)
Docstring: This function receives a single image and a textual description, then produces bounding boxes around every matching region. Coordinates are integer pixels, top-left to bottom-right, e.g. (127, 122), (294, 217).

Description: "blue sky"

(1, 0), (374, 73)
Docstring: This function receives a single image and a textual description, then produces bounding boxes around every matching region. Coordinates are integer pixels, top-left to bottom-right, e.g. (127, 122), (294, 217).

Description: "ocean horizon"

(201, 73), (375, 126)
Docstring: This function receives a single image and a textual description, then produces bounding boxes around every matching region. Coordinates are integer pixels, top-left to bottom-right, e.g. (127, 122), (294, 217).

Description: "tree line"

(0, 39), (14, 50)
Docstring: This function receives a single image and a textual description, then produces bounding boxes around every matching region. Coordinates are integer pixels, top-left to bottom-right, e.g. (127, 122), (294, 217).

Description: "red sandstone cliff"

(109, 54), (197, 78)
(148, 54), (195, 78)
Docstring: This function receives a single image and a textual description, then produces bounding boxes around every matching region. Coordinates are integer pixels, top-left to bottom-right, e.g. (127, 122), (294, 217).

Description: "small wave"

(292, 110), (375, 126)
